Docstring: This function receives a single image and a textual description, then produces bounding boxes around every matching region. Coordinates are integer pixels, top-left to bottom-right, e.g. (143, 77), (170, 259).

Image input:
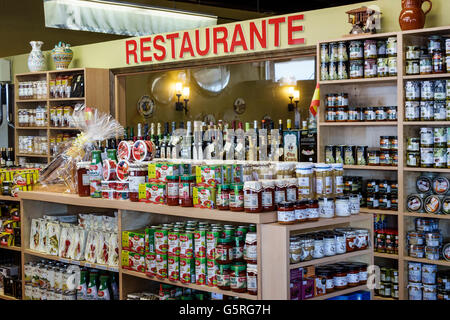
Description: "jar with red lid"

(275, 179), (287, 207)
(344, 264), (360, 287)
(179, 175), (195, 207)
(277, 201), (296, 225)
(333, 266), (348, 290)
(215, 238), (233, 265)
(129, 163), (147, 202)
(76, 161), (90, 197)
(216, 264), (231, 290)
(229, 184), (244, 212)
(244, 181), (263, 213)
(295, 200), (308, 223)
(246, 263), (258, 295)
(286, 178), (298, 202)
(306, 199), (320, 221)
(261, 180), (275, 212)
(217, 184), (230, 210)
(166, 176), (179, 206)
(230, 262), (247, 293)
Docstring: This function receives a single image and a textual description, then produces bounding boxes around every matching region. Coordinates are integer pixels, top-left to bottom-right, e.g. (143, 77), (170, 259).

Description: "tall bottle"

(111, 273), (120, 301)
(283, 119), (299, 162)
(180, 121), (192, 159)
(76, 269), (88, 300)
(97, 274), (111, 300)
(130, 126), (136, 142)
(136, 123), (143, 141)
(6, 148), (13, 167)
(160, 122), (169, 159)
(86, 270), (99, 300)
(0, 148), (5, 167)
(155, 122), (162, 159)
(90, 150), (103, 198)
(167, 122), (176, 159)
(278, 119), (284, 162)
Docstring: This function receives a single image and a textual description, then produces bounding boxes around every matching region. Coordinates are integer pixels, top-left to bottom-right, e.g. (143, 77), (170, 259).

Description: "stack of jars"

(18, 81), (47, 100)
(406, 174), (450, 215)
(408, 262), (440, 300)
(406, 217), (444, 261)
(289, 227), (370, 264)
(374, 266), (399, 299)
(50, 105), (75, 128)
(18, 106), (47, 127)
(319, 38), (397, 81)
(18, 136), (48, 155)
(366, 178), (399, 211)
(406, 127), (450, 168)
(405, 36), (449, 76)
(405, 80), (450, 121)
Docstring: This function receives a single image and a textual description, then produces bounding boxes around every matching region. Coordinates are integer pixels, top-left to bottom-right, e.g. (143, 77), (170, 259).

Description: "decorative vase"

(51, 42), (73, 70)
(27, 41), (46, 72)
(399, 0), (432, 31)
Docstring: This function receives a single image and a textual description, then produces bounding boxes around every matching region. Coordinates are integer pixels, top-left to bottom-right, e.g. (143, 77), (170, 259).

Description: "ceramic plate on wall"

(137, 95), (155, 119)
(192, 66), (230, 95)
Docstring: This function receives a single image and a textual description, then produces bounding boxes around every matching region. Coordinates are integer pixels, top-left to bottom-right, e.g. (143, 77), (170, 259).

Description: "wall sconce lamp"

(293, 90), (300, 110)
(288, 87), (300, 112)
(175, 82), (189, 114)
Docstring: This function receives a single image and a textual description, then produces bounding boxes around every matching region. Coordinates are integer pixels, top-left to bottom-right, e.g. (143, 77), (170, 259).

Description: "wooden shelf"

(404, 167), (450, 173)
(0, 246), (21, 252)
(48, 127), (81, 130)
(268, 214), (372, 232)
(0, 294), (18, 300)
(318, 31), (399, 44)
(49, 97), (85, 102)
(16, 154), (48, 158)
(15, 99), (47, 103)
(403, 121), (450, 126)
(0, 195), (20, 202)
(290, 249), (372, 269)
(373, 295), (397, 300)
(319, 77), (397, 85)
(308, 284), (369, 300)
(320, 122), (398, 127)
(403, 256), (450, 267)
(403, 73), (450, 80)
(48, 68), (86, 74)
(374, 252), (399, 260)
(343, 165), (398, 171)
(16, 127), (47, 130)
(24, 249), (119, 272)
(403, 212), (450, 220)
(360, 208), (398, 216)
(122, 269), (257, 300)
(18, 191), (278, 224)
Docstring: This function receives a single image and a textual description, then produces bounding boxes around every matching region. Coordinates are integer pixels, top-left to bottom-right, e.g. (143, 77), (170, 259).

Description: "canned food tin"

(432, 176), (449, 194)
(443, 196), (450, 214)
(417, 175), (433, 193)
(424, 195), (442, 214)
(407, 194), (423, 212)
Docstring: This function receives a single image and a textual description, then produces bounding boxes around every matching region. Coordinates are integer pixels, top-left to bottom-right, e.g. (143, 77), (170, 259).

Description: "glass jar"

(313, 234), (325, 259)
(420, 54), (432, 74)
(76, 161), (91, 197)
(246, 263), (257, 295)
(377, 57), (389, 77)
(376, 107), (387, 121)
(345, 264), (360, 287)
(277, 201), (295, 225)
(434, 101), (447, 120)
(353, 263), (368, 285)
(350, 59), (364, 79)
(216, 264), (231, 290)
(315, 163), (333, 197)
(432, 49), (444, 73)
(290, 237), (301, 264)
(364, 107), (376, 121)
(323, 233), (336, 257)
(316, 268), (335, 293)
(407, 151), (420, 167)
(364, 40), (377, 59)
(179, 175), (195, 207)
(364, 59), (377, 78)
(387, 106), (397, 121)
(230, 262), (247, 293)
(388, 56), (398, 76)
(306, 199), (320, 222)
(296, 163), (314, 200)
(217, 184), (230, 210)
(336, 107), (348, 122)
(349, 194), (360, 215)
(335, 196), (350, 217)
(380, 136), (391, 151)
(405, 101), (420, 121)
(406, 46), (421, 60)
(319, 197), (335, 219)
(386, 37), (397, 57)
(335, 231), (347, 254)
(166, 176), (179, 206)
(216, 238), (233, 265)
(260, 180), (275, 212)
(229, 184), (244, 212)
(326, 107), (336, 122)
(356, 229), (370, 250)
(244, 181), (262, 213)
(406, 60), (420, 75)
(333, 266), (348, 290)
(368, 149), (380, 166)
(331, 163), (344, 197)
(340, 229), (357, 252)
(286, 178), (298, 202)
(274, 179), (287, 207)
(349, 41), (364, 60)
(405, 81), (421, 101)
(294, 200), (308, 223)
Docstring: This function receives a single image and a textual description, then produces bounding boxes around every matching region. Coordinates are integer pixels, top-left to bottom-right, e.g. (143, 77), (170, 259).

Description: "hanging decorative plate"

(233, 98), (246, 115)
(137, 95), (155, 119)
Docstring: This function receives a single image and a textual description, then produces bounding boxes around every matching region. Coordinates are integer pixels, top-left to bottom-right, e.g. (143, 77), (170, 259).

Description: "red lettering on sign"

(140, 37), (152, 62)
(153, 35), (166, 61)
(213, 27), (229, 54)
(288, 15), (305, 45)
(249, 20), (267, 49)
(230, 24), (248, 52)
(195, 28), (210, 56)
(125, 40), (138, 64)
(268, 17), (286, 47)
(166, 33), (180, 59)
(179, 32), (195, 58)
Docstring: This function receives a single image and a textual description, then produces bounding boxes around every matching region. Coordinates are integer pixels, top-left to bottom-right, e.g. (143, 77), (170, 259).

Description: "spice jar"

(296, 163), (314, 200)
(261, 180), (275, 212)
(277, 201), (295, 225)
(275, 179), (287, 206)
(295, 200), (308, 223)
(333, 266), (348, 290)
(306, 199), (320, 222)
(216, 264), (231, 290)
(217, 184), (230, 210)
(215, 238), (233, 265)
(244, 181), (263, 213)
(319, 197), (335, 219)
(229, 184), (244, 212)
(76, 161), (90, 197)
(246, 263), (257, 295)
(230, 263), (247, 293)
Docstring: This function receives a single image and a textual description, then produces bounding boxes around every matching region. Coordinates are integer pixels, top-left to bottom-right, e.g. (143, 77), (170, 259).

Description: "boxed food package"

(122, 230), (145, 254)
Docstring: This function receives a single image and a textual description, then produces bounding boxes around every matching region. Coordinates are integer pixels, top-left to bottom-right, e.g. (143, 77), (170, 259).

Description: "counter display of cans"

(408, 262), (449, 300)
(374, 214), (398, 255)
(405, 35), (450, 76)
(289, 227), (370, 264)
(325, 136), (398, 167)
(0, 167), (40, 196)
(406, 217), (448, 261)
(405, 80), (450, 121)
(122, 222), (258, 296)
(406, 174), (450, 215)
(23, 259), (119, 300)
(374, 266), (399, 299)
(319, 37), (397, 81)
(127, 284), (238, 300)
(406, 128), (450, 168)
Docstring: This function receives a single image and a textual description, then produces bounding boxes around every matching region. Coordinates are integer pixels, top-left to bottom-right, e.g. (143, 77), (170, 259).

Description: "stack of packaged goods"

(408, 262), (448, 300)
(374, 266), (399, 299)
(0, 203), (20, 248)
(0, 257), (21, 299)
(122, 222), (257, 296)
(29, 213), (119, 268)
(407, 175), (450, 216)
(0, 167), (40, 196)
(374, 214), (398, 255)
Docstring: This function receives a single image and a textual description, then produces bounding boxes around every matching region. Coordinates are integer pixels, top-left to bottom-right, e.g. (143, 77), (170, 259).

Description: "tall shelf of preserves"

(317, 26), (450, 301)
(14, 68), (111, 165)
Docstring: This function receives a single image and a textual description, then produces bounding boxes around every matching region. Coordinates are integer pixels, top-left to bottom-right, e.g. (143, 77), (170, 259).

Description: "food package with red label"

(47, 222), (61, 256)
(193, 184), (216, 209)
(96, 231), (110, 265)
(121, 230), (145, 254)
(146, 183), (166, 204)
(122, 250), (146, 273)
(108, 232), (119, 267)
(145, 252), (156, 277)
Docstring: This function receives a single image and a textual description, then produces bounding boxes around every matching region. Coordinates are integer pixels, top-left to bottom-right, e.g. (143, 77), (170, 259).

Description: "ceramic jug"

(27, 41), (47, 72)
(399, 0), (432, 31)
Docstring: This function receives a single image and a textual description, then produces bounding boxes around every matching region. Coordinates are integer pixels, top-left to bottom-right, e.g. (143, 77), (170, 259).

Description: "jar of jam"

(336, 107), (348, 121)
(246, 263), (258, 295)
(306, 199), (320, 221)
(368, 149), (380, 166)
(275, 179), (287, 207)
(215, 238), (233, 265)
(295, 200), (308, 223)
(233, 236), (245, 262)
(230, 184), (244, 212)
(335, 231), (347, 254)
(261, 180), (275, 212)
(364, 107), (376, 121)
(179, 175), (195, 207)
(277, 201), (295, 225)
(76, 161), (91, 197)
(244, 181), (263, 213)
(353, 263), (368, 284)
(333, 266), (348, 290)
(230, 262), (247, 293)
(324, 233), (336, 257)
(129, 163), (147, 202)
(166, 176), (179, 206)
(326, 107), (336, 122)
(216, 264), (231, 290)
(244, 232), (257, 263)
(317, 269), (335, 293)
(345, 264), (360, 287)
(217, 184), (230, 210)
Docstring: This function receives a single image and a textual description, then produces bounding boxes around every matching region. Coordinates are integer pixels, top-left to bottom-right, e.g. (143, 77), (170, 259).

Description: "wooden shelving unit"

(373, 252), (399, 260)
(0, 246), (22, 252)
(308, 284), (369, 300)
(14, 68), (110, 165)
(317, 26), (450, 300)
(0, 294), (18, 300)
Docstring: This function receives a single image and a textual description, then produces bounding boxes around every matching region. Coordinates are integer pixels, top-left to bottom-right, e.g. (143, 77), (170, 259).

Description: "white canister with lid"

(319, 197), (335, 218)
